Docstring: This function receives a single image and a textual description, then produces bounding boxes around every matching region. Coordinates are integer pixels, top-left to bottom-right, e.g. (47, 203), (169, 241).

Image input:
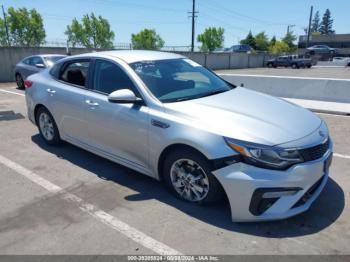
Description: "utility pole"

(1, 5), (10, 46)
(287, 24), (295, 34)
(190, 0), (198, 52)
(306, 5), (313, 48)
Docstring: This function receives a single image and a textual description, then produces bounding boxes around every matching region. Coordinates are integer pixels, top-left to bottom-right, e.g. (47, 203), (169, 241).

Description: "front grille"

(299, 138), (330, 162)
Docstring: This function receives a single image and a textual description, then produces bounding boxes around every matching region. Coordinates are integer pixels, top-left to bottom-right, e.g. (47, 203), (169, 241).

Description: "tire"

(163, 149), (224, 204)
(267, 63), (273, 68)
(291, 63), (299, 69)
(36, 107), (62, 145)
(15, 73), (24, 89)
(307, 65), (312, 68)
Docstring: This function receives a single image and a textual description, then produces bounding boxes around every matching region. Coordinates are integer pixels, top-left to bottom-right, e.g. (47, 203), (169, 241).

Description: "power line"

(201, 0), (303, 28)
(200, 12), (247, 32)
(88, 0), (187, 13)
(42, 13), (189, 25)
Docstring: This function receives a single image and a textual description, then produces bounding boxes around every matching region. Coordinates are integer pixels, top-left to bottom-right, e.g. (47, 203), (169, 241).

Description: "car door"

(276, 57), (284, 66)
(48, 59), (92, 145)
(19, 57), (34, 79)
(85, 58), (150, 172)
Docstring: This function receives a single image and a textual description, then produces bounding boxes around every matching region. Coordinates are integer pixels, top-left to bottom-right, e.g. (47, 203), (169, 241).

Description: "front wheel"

(36, 107), (62, 145)
(163, 149), (224, 204)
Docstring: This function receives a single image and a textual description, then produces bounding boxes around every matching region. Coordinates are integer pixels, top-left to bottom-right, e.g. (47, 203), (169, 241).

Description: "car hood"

(163, 87), (322, 146)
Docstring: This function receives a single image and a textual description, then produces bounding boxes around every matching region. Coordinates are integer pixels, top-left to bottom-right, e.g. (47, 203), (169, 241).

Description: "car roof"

(39, 54), (67, 57)
(22, 54), (66, 60)
(69, 50), (186, 64)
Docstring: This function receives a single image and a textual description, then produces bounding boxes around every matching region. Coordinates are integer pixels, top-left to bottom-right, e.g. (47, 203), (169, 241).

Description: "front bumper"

(213, 149), (332, 222)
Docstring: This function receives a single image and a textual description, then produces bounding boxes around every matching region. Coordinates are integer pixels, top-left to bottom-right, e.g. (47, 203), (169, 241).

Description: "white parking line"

(0, 89), (25, 96)
(218, 73), (350, 82)
(0, 154), (182, 256)
(334, 153), (350, 160)
(317, 112), (350, 118)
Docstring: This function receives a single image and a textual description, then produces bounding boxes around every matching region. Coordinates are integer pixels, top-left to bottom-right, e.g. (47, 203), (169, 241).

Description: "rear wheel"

(36, 107), (62, 145)
(15, 73), (24, 89)
(163, 149), (224, 204)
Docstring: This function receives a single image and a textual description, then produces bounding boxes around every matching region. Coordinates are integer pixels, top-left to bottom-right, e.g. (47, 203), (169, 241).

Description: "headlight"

(225, 138), (303, 170)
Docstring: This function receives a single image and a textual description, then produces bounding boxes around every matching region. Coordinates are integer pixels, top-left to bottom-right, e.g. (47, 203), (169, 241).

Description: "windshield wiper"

(162, 89), (229, 103)
(197, 89), (228, 99)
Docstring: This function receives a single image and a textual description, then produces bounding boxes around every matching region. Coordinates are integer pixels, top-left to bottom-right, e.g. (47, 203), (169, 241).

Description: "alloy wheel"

(39, 112), (55, 141)
(170, 159), (209, 202)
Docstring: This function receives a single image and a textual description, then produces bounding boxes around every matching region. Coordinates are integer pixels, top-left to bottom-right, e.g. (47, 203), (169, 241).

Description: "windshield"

(129, 58), (233, 103)
(44, 56), (66, 67)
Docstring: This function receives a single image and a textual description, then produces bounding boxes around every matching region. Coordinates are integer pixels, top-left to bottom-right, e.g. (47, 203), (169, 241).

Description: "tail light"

(24, 80), (33, 88)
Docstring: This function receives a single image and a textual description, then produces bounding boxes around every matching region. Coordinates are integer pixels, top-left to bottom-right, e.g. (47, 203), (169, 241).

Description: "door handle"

(85, 100), (99, 106)
(46, 89), (56, 94)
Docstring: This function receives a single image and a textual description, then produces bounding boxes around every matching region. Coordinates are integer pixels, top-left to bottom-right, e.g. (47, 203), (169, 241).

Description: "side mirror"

(35, 63), (45, 68)
(108, 89), (142, 104)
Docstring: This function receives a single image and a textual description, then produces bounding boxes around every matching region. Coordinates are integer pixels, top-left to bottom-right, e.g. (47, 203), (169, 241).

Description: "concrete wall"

(178, 51), (269, 70)
(220, 74), (350, 103)
(0, 47), (269, 82)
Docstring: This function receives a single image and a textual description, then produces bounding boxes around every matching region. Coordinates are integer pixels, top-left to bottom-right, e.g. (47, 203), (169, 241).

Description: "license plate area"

(323, 152), (333, 173)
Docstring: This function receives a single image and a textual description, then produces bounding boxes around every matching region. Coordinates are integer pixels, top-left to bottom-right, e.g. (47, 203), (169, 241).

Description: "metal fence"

(41, 41), (197, 51)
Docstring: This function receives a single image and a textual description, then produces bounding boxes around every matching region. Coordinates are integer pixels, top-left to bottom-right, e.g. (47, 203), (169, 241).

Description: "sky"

(1, 0), (349, 48)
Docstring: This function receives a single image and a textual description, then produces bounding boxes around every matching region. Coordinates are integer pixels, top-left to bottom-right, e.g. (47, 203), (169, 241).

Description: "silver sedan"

(24, 51), (333, 222)
(15, 54), (66, 89)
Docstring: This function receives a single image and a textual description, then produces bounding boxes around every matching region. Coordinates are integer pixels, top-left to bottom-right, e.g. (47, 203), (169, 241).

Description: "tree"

(311, 11), (321, 33)
(0, 7), (45, 46)
(269, 36), (277, 48)
(320, 9), (335, 35)
(197, 27), (224, 52)
(282, 31), (297, 52)
(269, 41), (290, 54)
(65, 13), (115, 48)
(240, 30), (256, 49)
(131, 29), (164, 50)
(254, 32), (269, 51)
(0, 19), (7, 46)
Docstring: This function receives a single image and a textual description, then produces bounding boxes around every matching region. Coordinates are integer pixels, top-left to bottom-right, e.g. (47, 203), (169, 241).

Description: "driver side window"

(30, 56), (44, 66)
(93, 59), (136, 95)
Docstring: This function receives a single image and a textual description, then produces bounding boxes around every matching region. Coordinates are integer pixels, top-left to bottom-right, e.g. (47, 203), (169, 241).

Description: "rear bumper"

(25, 90), (36, 125)
(213, 149), (332, 222)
